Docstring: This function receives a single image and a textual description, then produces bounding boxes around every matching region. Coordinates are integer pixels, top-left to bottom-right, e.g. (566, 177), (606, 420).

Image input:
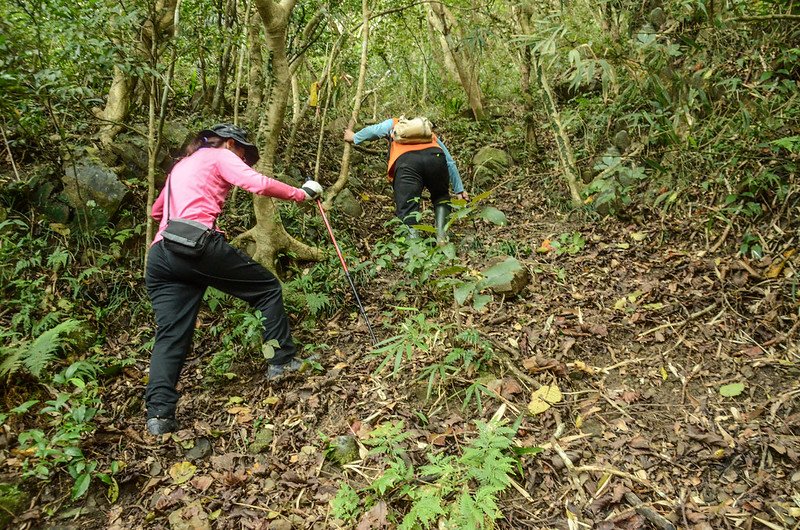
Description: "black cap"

(198, 123), (260, 166)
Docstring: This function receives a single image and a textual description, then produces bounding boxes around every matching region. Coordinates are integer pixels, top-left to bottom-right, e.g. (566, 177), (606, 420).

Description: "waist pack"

(393, 116), (433, 144)
(162, 218), (212, 258)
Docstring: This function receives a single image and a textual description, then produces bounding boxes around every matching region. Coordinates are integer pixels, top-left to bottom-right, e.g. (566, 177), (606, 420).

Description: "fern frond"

(305, 292), (331, 316)
(0, 343), (27, 379)
(20, 319), (82, 379)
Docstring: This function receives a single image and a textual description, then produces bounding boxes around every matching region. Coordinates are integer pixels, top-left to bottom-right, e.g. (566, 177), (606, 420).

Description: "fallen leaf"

(357, 500), (389, 529)
(720, 383), (744, 397)
(168, 501), (210, 530)
(190, 475), (213, 492)
(169, 462), (197, 485)
(528, 385), (563, 415)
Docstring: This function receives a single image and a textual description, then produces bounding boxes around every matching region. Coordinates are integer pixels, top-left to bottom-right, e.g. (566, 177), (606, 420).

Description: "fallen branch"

(552, 440), (587, 504)
(0, 122), (20, 182)
(726, 14), (800, 22)
(573, 464), (673, 504)
(478, 331), (541, 389)
(638, 303), (718, 338)
(624, 492), (676, 530)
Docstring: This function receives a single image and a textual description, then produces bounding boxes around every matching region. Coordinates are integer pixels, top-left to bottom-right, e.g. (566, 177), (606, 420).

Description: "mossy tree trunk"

(245, 10), (265, 127)
(323, 0), (370, 209)
(96, 0), (177, 145)
(426, 0), (485, 121)
(235, 0), (323, 271)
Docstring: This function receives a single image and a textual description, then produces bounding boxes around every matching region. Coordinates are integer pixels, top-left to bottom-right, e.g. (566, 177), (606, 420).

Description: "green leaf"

(10, 400), (39, 414)
(410, 224), (437, 233)
(771, 136), (800, 152)
(71, 473), (91, 499)
(720, 383), (744, 397)
(107, 477), (119, 503)
(479, 207), (507, 226)
(438, 266), (468, 277)
(472, 294), (492, 310)
(454, 282), (477, 305)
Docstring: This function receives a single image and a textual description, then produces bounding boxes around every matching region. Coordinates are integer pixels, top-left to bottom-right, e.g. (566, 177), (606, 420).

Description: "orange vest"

(386, 118), (440, 180)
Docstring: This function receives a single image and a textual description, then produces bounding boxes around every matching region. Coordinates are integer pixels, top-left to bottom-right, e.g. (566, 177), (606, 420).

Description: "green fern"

(331, 483), (360, 521)
(304, 292), (331, 316)
(399, 487), (446, 530)
(0, 319), (83, 379)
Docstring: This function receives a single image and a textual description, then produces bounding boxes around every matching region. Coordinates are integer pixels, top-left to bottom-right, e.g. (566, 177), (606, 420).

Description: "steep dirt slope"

(30, 174), (793, 530)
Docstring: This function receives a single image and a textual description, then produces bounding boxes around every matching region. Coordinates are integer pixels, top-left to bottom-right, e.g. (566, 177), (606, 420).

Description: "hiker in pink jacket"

(145, 123), (323, 435)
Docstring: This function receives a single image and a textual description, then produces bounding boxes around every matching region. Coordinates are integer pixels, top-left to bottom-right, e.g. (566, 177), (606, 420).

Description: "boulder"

(334, 188), (363, 217)
(472, 146), (513, 189)
(161, 122), (192, 153)
(649, 7), (666, 28)
(613, 130), (631, 153)
(108, 133), (171, 182)
(481, 256), (530, 297)
(330, 435), (359, 465)
(62, 156), (128, 226)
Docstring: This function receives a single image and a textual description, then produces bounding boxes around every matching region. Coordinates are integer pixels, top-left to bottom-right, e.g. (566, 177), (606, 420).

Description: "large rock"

(613, 130), (631, 153)
(108, 133), (171, 182)
(334, 188), (364, 217)
(62, 156), (128, 226)
(481, 256), (530, 296)
(161, 122), (192, 153)
(472, 146), (512, 189)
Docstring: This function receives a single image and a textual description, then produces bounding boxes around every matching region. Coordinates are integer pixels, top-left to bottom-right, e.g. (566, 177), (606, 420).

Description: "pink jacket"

(151, 147), (307, 244)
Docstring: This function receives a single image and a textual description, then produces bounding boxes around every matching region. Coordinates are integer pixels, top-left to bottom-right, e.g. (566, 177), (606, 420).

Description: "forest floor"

(18, 167), (800, 530)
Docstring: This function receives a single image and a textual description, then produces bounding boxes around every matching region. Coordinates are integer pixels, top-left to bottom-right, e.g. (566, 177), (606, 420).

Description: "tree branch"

(725, 14), (800, 22)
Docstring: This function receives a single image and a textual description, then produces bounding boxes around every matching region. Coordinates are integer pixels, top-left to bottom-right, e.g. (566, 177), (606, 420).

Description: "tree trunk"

(236, 0), (322, 271)
(95, 66), (133, 144)
(427, 1), (484, 120)
(323, 0), (370, 209)
(96, 0), (177, 145)
(212, 0), (238, 114)
(426, 15), (458, 83)
(233, 0), (251, 125)
(245, 10), (264, 127)
(146, 0), (182, 253)
(532, 53), (583, 206)
(513, 4), (539, 148)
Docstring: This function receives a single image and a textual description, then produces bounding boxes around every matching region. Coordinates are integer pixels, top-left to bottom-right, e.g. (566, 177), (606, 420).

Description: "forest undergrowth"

(2, 148), (797, 529)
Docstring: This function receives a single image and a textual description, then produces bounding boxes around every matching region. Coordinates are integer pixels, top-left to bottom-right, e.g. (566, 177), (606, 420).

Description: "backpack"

(392, 116), (433, 144)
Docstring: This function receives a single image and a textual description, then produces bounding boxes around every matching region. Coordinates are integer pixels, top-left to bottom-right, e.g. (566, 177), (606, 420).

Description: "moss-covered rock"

(472, 146), (512, 189)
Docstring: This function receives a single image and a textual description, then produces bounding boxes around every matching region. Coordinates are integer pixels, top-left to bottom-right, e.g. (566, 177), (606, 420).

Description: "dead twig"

(479, 331), (541, 390)
(638, 303), (718, 338)
(572, 464), (673, 504)
(552, 440), (587, 504)
(624, 492), (676, 530)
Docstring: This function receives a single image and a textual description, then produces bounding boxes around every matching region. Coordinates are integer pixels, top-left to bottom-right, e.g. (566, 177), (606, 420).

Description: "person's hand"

(301, 180), (323, 201)
(343, 129), (355, 143)
(455, 191), (469, 201)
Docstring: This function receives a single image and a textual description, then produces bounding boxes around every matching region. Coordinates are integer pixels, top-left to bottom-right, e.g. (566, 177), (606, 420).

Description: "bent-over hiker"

(145, 123), (323, 435)
(343, 117), (468, 244)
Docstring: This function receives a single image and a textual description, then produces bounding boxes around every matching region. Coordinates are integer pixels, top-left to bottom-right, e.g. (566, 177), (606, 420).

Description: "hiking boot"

(147, 417), (178, 435)
(434, 204), (450, 246)
(266, 358), (305, 381)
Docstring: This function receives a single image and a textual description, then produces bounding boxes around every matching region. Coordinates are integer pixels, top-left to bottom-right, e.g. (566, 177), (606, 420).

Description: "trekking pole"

(315, 199), (378, 346)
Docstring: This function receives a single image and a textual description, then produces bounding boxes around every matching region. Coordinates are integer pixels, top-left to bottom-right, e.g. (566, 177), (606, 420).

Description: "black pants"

(392, 147), (450, 225)
(144, 232), (296, 419)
